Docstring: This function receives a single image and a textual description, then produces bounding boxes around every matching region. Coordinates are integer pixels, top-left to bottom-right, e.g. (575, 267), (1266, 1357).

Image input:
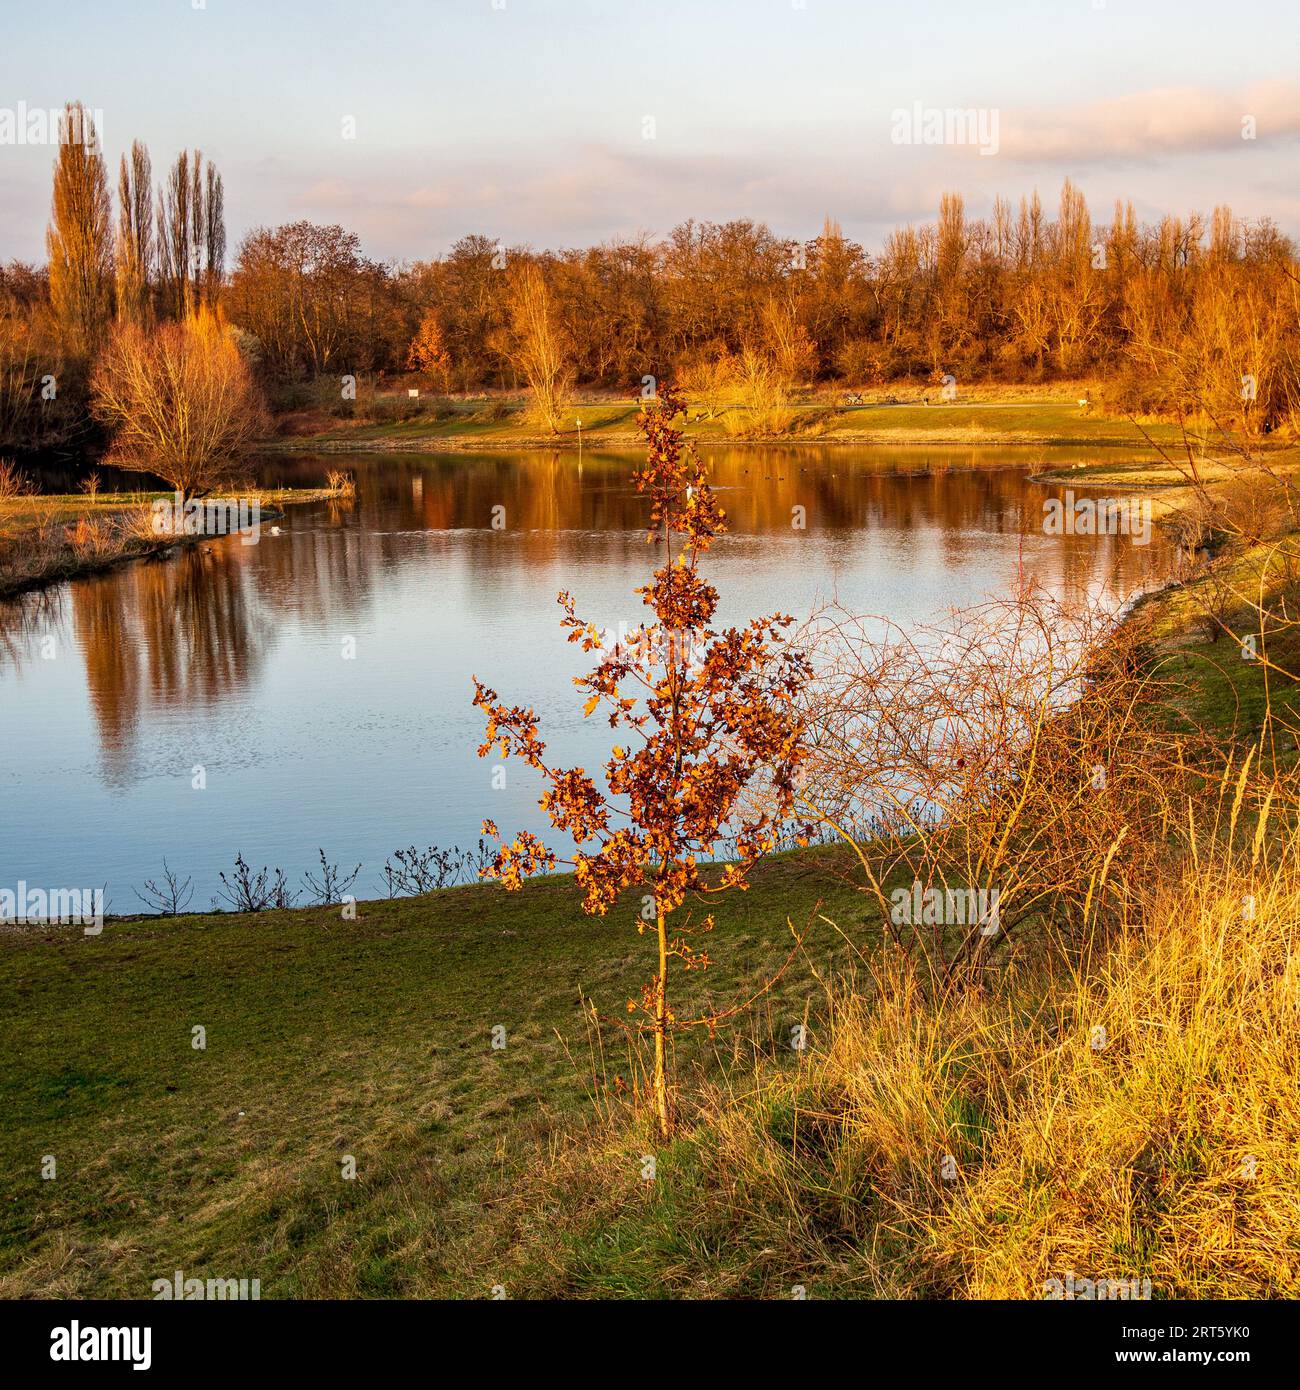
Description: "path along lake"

(0, 445), (1169, 909)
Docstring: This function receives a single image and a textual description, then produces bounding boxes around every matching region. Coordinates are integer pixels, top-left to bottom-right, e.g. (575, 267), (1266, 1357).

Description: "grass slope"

(0, 850), (866, 1298)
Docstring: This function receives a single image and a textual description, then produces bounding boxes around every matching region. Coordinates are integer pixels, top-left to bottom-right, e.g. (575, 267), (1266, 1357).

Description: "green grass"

(815, 401), (1162, 443)
(1139, 539), (1300, 743)
(272, 395), (1188, 451)
(0, 848), (870, 1298)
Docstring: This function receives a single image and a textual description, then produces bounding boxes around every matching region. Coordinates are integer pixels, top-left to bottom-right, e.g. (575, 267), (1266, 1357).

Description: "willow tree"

(46, 102), (114, 360)
(473, 386), (810, 1135)
(91, 310), (266, 499)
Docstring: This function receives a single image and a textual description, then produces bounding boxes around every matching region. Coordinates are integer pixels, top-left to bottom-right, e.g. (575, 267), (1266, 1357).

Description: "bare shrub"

(301, 848), (361, 906)
(382, 845), (462, 896)
(677, 343), (733, 420)
(381, 840), (496, 896)
(1213, 469), (1290, 547)
(796, 584), (1203, 981)
(213, 853), (296, 912)
(1190, 560), (1240, 643)
(0, 459), (33, 501)
(134, 861), (194, 916)
(722, 348), (795, 437)
(67, 516), (115, 559)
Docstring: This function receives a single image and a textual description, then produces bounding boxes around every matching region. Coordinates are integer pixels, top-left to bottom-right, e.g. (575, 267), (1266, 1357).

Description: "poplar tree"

(46, 102), (114, 359)
(115, 140), (154, 325)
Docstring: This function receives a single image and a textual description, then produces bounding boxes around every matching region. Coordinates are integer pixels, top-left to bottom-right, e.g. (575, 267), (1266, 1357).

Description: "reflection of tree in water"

(269, 450), (1168, 616)
(0, 587), (66, 673)
(239, 499), (380, 629)
(73, 576), (143, 761)
(3, 449), (1169, 787)
(144, 547), (270, 706)
(70, 546), (277, 783)
(347, 449), (1167, 614)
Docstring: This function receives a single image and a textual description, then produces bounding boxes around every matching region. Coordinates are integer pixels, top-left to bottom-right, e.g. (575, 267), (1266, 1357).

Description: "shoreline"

(0, 488), (341, 602)
(260, 426), (1176, 453)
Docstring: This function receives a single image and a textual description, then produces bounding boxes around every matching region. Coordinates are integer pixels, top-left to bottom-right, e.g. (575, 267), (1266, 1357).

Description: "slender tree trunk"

(654, 900), (670, 1138)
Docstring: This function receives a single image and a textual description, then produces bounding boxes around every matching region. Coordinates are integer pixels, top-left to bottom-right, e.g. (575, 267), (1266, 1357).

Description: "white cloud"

(998, 80), (1300, 162)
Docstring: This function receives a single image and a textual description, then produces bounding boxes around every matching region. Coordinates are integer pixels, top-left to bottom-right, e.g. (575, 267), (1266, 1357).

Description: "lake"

(0, 445), (1169, 910)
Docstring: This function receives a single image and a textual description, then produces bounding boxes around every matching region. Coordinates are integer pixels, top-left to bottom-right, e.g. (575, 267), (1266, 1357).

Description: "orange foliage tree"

(406, 308), (451, 390)
(472, 385), (811, 1136)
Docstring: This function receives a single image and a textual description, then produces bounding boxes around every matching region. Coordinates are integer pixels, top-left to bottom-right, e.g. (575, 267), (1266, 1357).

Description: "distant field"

(268, 393), (1192, 451)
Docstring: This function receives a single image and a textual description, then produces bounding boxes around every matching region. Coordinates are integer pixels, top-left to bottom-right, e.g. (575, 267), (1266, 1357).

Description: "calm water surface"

(0, 446), (1169, 907)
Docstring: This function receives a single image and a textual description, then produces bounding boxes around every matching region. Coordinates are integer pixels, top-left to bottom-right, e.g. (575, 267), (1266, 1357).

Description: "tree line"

(223, 193), (1299, 434)
(3, 100), (1298, 460)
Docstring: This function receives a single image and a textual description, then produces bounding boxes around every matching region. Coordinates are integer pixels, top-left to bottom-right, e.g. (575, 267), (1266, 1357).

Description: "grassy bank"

(434, 545), (1300, 1299)
(267, 387), (1199, 453)
(0, 850), (867, 1298)
(487, 852), (1300, 1299)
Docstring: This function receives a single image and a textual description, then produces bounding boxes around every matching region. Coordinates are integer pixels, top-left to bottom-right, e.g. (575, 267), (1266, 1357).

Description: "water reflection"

(0, 446), (1170, 901)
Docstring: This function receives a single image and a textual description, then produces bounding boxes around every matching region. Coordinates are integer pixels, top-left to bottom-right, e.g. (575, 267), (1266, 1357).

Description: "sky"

(1, 0), (1298, 264)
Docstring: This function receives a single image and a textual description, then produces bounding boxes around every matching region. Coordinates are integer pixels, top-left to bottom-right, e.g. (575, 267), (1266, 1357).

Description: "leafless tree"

(301, 849), (361, 906)
(91, 309), (268, 499)
(502, 260), (573, 433)
(115, 140), (153, 326)
(134, 861), (194, 916)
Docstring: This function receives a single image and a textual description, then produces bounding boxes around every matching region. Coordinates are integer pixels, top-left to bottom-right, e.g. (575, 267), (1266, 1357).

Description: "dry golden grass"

(0, 497), (157, 596)
(625, 776), (1299, 1298)
(482, 827), (1298, 1299)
